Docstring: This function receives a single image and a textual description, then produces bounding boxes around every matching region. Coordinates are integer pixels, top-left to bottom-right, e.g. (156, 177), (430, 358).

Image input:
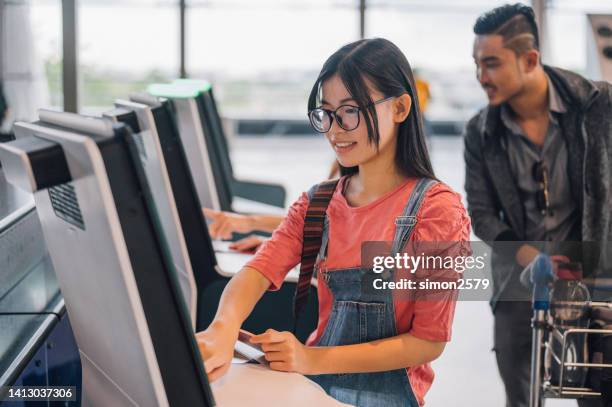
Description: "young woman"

(196, 38), (470, 407)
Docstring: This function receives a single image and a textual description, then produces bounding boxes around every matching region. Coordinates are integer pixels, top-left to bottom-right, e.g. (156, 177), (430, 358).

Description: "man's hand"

(250, 329), (315, 374)
(515, 244), (541, 268)
(520, 253), (571, 288)
(203, 208), (255, 240)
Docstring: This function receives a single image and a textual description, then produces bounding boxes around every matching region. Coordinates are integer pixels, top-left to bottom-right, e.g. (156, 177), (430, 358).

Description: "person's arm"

(207, 267), (270, 332)
(228, 235), (267, 252)
(203, 207), (284, 239)
(249, 329), (444, 375)
(311, 333), (445, 373)
(463, 118), (538, 265)
(248, 214), (286, 233)
(196, 266), (270, 381)
(197, 192), (310, 380)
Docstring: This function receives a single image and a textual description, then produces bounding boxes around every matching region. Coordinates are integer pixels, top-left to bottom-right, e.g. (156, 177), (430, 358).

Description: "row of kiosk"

(0, 81), (323, 405)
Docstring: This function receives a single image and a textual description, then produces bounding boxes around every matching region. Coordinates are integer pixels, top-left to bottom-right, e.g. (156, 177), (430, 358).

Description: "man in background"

(463, 3), (612, 406)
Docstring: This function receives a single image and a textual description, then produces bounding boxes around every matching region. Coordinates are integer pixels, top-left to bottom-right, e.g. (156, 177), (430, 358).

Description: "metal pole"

(359, 0), (366, 39)
(62, 0), (78, 113)
(530, 309), (546, 407)
(179, 0), (186, 78)
(531, 0), (549, 63)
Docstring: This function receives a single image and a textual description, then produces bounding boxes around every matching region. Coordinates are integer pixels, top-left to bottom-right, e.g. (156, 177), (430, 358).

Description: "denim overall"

(307, 178), (437, 407)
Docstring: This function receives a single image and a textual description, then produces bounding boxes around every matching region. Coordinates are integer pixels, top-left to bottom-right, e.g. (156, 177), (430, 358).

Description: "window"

(79, 0), (179, 113)
(547, 0), (612, 75)
(1, 0), (61, 128)
(367, 0), (509, 122)
(186, 0), (358, 118)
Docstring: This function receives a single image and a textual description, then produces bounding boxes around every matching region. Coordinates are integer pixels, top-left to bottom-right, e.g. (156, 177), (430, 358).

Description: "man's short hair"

(473, 3), (540, 55)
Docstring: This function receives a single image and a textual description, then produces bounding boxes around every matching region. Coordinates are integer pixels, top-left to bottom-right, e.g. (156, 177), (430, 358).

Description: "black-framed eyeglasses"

(532, 161), (552, 216)
(308, 96), (396, 134)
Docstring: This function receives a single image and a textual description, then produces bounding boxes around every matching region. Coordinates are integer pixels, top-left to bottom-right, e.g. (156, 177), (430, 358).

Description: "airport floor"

(230, 134), (575, 406)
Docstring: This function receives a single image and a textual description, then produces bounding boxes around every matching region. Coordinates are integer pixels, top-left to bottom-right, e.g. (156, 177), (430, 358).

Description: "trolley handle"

(520, 254), (555, 310)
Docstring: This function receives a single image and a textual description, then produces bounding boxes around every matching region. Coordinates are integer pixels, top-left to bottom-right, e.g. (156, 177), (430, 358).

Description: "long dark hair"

(308, 38), (436, 180)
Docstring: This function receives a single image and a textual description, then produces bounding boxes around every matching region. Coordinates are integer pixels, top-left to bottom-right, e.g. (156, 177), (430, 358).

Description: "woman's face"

(320, 74), (400, 169)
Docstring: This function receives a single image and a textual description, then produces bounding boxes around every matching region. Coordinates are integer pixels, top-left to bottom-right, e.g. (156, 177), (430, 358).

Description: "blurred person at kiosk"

(464, 3), (612, 406)
(203, 158), (341, 251)
(197, 38), (470, 407)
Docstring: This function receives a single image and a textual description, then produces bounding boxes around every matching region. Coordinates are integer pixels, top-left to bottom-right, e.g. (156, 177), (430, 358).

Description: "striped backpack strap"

(293, 179), (340, 327)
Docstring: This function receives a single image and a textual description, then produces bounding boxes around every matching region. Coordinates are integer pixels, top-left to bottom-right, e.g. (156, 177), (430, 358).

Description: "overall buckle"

(395, 215), (417, 226)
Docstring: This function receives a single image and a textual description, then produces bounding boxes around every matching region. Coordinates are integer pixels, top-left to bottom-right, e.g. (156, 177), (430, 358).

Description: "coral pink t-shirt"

(246, 176), (471, 406)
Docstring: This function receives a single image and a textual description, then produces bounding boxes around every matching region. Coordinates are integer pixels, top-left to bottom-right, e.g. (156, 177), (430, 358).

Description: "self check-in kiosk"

(124, 94), (314, 336)
(170, 80), (235, 203)
(0, 112), (215, 406)
(147, 83), (287, 217)
(111, 96), (230, 330)
(147, 85), (232, 212)
(169, 79), (287, 211)
(103, 105), (198, 328)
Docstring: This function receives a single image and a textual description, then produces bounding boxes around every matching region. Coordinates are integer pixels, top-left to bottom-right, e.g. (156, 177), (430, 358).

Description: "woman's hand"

(250, 329), (316, 374)
(203, 208), (255, 239)
(229, 235), (266, 253)
(195, 321), (240, 382)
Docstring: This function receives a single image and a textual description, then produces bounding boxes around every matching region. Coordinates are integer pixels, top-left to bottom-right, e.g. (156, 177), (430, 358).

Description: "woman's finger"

(260, 342), (284, 353)
(250, 329), (284, 344)
(203, 355), (224, 374)
(208, 218), (222, 238)
(207, 362), (230, 382)
(218, 222), (235, 240)
(197, 341), (213, 360)
(264, 351), (286, 362)
(210, 218), (230, 239)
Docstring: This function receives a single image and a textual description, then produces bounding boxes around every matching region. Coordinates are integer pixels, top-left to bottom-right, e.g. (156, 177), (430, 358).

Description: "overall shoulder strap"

(293, 179), (339, 326)
(391, 178), (438, 255)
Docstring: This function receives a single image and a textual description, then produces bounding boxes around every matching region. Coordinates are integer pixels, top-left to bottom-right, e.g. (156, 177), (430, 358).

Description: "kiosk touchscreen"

(103, 105), (197, 327)
(161, 80), (287, 213)
(147, 84), (232, 212)
(128, 93), (300, 282)
(0, 111), (215, 406)
(171, 80), (234, 190)
(128, 94), (304, 335)
(113, 97), (226, 329)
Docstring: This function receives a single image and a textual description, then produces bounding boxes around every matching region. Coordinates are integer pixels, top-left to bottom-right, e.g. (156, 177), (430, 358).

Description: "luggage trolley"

(529, 260), (612, 407)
